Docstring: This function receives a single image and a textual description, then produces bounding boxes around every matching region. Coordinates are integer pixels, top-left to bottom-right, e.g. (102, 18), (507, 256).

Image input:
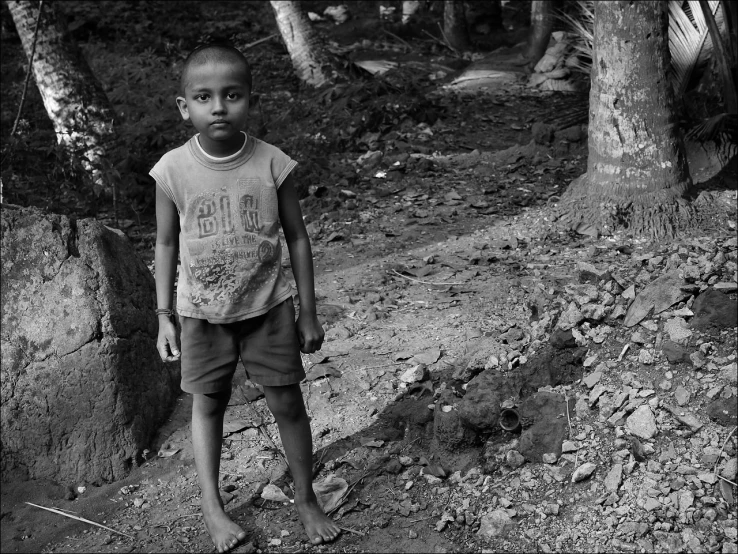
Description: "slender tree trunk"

(443, 0), (470, 52)
(526, 1), (554, 66)
(6, 0), (116, 194)
(269, 0), (337, 87)
(559, 1), (693, 238)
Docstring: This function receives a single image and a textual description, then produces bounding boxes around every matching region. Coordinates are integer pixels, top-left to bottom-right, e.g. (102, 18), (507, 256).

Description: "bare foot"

(295, 495), (341, 545)
(202, 501), (247, 553)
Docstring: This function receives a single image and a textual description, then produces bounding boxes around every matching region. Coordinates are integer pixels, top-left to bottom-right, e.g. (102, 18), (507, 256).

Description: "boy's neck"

(196, 132), (247, 158)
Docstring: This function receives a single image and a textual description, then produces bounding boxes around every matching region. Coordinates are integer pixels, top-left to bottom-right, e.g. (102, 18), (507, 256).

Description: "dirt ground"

(1, 2), (737, 553)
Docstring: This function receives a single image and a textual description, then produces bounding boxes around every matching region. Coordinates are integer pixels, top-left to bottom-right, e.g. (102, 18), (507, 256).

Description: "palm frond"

(555, 1), (593, 75)
(559, 0), (723, 94)
(668, 0), (720, 94)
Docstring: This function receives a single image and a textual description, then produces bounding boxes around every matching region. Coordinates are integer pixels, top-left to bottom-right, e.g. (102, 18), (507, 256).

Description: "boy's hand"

(157, 319), (181, 362)
(296, 312), (325, 354)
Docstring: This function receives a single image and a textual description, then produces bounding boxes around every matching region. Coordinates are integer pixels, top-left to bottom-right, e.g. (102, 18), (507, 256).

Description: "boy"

(151, 42), (341, 553)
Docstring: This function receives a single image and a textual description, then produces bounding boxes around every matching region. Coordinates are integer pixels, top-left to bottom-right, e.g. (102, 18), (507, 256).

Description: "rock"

(434, 391), (477, 448)
(457, 372), (520, 432)
(706, 398), (738, 427)
(691, 289), (738, 333)
(1, 207), (179, 484)
(664, 317), (693, 345)
(604, 463), (623, 492)
(721, 458), (737, 481)
(575, 397), (589, 418)
(550, 328), (577, 349)
(713, 282), (738, 292)
(690, 351), (707, 368)
(624, 271), (690, 327)
(643, 498), (661, 512)
(638, 349), (654, 365)
(583, 371), (603, 389)
(678, 490), (695, 513)
(325, 325), (352, 340)
(720, 362), (738, 384)
(519, 344), (586, 396)
(542, 452), (558, 464)
(531, 121), (555, 145)
(518, 392), (574, 463)
(625, 405), (658, 439)
(477, 509), (515, 538)
(662, 340), (689, 363)
(674, 386), (691, 406)
(572, 462), (597, 483)
(664, 404), (702, 431)
(506, 450), (525, 469)
(557, 302), (584, 330)
(400, 364), (428, 383)
(577, 262), (611, 284)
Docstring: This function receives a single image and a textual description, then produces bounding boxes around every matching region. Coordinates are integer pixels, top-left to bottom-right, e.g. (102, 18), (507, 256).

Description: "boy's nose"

(212, 98), (226, 114)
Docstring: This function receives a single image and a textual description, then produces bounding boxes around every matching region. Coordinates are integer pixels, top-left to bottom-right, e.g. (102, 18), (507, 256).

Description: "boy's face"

(176, 61), (251, 157)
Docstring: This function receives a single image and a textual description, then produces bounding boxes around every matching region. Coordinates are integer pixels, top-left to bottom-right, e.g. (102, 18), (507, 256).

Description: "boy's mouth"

(211, 120), (229, 127)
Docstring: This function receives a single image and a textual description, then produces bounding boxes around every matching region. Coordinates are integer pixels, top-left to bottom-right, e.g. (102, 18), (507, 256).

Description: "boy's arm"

(277, 173), (324, 353)
(155, 185), (181, 362)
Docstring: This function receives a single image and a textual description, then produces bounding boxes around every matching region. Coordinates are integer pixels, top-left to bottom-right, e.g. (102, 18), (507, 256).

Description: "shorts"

(179, 297), (305, 394)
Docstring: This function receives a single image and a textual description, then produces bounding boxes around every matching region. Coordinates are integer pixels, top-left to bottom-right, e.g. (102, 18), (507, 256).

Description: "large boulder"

(1, 206), (180, 485)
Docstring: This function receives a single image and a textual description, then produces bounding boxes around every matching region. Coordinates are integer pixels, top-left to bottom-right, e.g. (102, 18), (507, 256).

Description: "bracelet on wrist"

(155, 308), (173, 317)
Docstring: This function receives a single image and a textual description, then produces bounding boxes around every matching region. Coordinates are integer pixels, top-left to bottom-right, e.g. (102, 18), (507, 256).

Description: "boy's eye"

(194, 94), (209, 101)
(227, 93), (239, 100)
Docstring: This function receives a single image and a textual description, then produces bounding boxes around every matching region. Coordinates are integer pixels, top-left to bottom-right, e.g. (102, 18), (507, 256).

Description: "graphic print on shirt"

(184, 177), (281, 309)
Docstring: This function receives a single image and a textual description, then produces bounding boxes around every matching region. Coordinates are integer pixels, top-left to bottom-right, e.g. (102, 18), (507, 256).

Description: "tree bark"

(6, 0), (116, 194)
(443, 0), (470, 52)
(269, 0), (337, 87)
(526, 1), (554, 67)
(559, 1), (693, 238)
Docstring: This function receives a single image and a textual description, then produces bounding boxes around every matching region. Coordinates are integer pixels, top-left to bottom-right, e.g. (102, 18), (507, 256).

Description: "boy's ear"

(176, 96), (190, 121)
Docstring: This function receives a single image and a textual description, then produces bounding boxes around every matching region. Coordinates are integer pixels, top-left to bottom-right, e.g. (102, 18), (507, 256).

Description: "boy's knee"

(265, 386), (305, 422)
(193, 390), (230, 417)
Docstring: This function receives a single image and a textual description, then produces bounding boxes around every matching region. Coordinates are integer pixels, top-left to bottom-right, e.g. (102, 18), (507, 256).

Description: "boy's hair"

(180, 40), (253, 95)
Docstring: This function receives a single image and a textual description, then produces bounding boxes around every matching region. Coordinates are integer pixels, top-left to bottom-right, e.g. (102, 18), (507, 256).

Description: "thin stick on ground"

(389, 269), (467, 286)
(339, 525), (365, 536)
(381, 28), (412, 51)
(436, 22), (460, 55)
(718, 475), (737, 487)
(25, 502), (134, 538)
(713, 426), (737, 476)
(356, 362), (403, 371)
(420, 29), (447, 48)
(242, 33), (278, 50)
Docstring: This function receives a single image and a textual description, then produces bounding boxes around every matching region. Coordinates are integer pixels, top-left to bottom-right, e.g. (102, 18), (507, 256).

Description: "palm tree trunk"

(559, 1), (693, 238)
(443, 0), (470, 52)
(526, 1), (554, 67)
(6, 0), (116, 195)
(269, 0), (336, 87)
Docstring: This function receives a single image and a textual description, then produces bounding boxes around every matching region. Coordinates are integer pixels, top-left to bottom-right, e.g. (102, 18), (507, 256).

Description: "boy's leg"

(192, 390), (247, 553)
(263, 384), (341, 544)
